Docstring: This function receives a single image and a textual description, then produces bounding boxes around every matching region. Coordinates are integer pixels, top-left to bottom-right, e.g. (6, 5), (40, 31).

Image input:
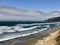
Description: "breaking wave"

(0, 23), (57, 41)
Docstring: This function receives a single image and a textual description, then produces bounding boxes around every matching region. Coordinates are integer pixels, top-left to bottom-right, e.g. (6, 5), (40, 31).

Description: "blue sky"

(0, 0), (60, 12)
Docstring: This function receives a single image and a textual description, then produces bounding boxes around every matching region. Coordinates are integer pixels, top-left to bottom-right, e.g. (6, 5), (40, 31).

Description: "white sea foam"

(0, 25), (41, 34)
(14, 26), (39, 31)
(0, 23), (54, 42)
(0, 30), (39, 41)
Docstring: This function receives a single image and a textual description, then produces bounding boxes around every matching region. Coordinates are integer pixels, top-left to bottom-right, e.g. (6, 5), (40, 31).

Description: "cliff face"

(26, 29), (60, 45)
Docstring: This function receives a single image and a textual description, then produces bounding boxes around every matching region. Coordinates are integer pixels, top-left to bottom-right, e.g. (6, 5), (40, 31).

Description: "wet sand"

(0, 26), (60, 45)
(26, 29), (60, 45)
(11, 28), (60, 45)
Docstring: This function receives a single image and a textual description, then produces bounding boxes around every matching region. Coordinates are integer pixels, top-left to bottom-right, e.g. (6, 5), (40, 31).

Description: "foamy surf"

(0, 28), (46, 42)
(0, 23), (56, 42)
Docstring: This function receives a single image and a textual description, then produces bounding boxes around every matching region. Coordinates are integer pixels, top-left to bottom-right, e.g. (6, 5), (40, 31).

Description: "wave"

(0, 28), (47, 42)
(0, 25), (40, 34)
(0, 23), (56, 41)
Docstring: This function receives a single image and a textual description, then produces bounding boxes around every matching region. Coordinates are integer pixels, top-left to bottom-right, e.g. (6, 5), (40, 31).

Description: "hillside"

(45, 17), (60, 22)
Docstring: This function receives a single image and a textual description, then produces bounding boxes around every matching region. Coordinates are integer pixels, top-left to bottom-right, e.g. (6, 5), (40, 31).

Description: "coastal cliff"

(26, 29), (60, 45)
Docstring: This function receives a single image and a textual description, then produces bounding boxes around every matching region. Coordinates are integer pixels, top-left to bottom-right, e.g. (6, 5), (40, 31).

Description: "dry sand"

(26, 29), (60, 45)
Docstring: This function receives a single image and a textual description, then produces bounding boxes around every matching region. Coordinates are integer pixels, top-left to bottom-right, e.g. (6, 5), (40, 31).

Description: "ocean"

(0, 21), (58, 42)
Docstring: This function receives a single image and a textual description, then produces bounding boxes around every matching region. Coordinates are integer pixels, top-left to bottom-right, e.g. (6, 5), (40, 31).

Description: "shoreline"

(0, 26), (60, 45)
(26, 28), (60, 45)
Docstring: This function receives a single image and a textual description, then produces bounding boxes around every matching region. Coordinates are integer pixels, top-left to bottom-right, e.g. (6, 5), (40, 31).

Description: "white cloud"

(0, 6), (60, 21)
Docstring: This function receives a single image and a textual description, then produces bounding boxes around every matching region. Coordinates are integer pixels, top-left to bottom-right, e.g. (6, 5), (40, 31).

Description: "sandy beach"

(26, 29), (60, 45)
(11, 28), (60, 45)
(0, 0), (60, 45)
(0, 27), (60, 45)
